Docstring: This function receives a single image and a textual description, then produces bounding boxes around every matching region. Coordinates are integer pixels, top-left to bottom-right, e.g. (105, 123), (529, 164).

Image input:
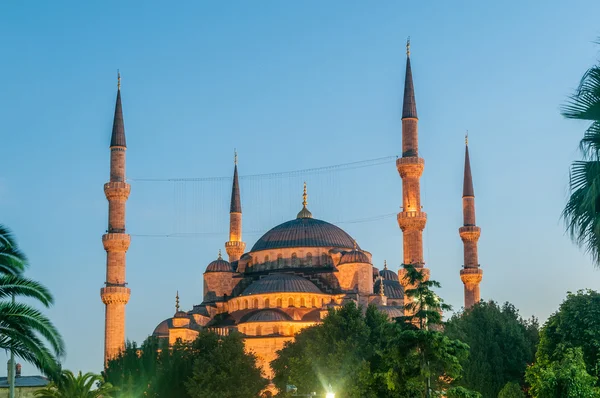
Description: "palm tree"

(34, 370), (119, 398)
(562, 63), (600, 266)
(0, 225), (65, 377)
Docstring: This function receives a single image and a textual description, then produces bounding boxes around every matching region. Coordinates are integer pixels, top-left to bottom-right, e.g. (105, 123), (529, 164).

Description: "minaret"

(100, 72), (131, 366)
(225, 151), (246, 262)
(397, 39), (430, 309)
(459, 134), (483, 308)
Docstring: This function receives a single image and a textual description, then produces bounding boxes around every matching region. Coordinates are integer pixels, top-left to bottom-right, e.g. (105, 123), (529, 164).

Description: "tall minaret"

(397, 39), (430, 308)
(459, 135), (482, 308)
(225, 151), (245, 262)
(100, 72), (131, 366)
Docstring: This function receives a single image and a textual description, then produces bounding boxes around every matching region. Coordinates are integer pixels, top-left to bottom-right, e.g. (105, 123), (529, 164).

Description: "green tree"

(0, 225), (65, 377)
(444, 301), (539, 397)
(34, 370), (118, 398)
(105, 332), (266, 398)
(399, 263), (468, 397)
(526, 347), (600, 397)
(561, 56), (600, 266)
(185, 331), (267, 398)
(446, 386), (482, 398)
(536, 290), (600, 381)
(272, 268), (469, 398)
(497, 382), (525, 398)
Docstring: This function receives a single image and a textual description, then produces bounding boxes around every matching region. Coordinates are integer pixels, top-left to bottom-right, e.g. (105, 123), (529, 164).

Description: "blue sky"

(1, 1), (600, 376)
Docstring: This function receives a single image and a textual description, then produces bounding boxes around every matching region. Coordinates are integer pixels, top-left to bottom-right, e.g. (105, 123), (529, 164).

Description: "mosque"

(99, 41), (484, 381)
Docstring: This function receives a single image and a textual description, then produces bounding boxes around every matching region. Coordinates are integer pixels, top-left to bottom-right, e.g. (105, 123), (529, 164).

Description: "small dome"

(374, 279), (404, 299)
(174, 310), (188, 318)
(241, 274), (322, 296)
(379, 261), (398, 281)
(244, 309), (292, 323)
(152, 319), (172, 338)
(339, 250), (371, 265)
(205, 251), (232, 273)
(378, 306), (403, 319)
(380, 269), (399, 281)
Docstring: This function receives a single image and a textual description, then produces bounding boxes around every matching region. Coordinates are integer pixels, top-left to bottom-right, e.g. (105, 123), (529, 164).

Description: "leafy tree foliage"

(444, 301), (539, 397)
(526, 347), (600, 397)
(185, 331), (267, 398)
(446, 386), (482, 398)
(561, 54), (600, 266)
(272, 265), (470, 397)
(34, 370), (118, 398)
(104, 332), (266, 398)
(497, 382), (525, 398)
(536, 290), (600, 382)
(0, 224), (65, 378)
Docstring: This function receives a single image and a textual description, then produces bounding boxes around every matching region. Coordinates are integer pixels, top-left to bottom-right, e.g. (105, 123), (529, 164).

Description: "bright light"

(326, 393), (335, 398)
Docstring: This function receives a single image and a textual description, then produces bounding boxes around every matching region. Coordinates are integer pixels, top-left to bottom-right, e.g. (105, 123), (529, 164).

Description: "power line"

(128, 155), (397, 182)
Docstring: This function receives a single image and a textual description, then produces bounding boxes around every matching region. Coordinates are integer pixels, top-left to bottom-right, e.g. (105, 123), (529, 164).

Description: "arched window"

(291, 253), (298, 266)
(243, 299), (248, 310)
(277, 298), (282, 307)
(264, 298), (270, 308)
(256, 325), (262, 336)
(277, 254), (283, 267)
(311, 297), (316, 307)
(300, 298), (306, 307)
(273, 325), (279, 335)
(306, 252), (313, 266)
(242, 327), (246, 334)
(264, 255), (269, 265)
(253, 298), (259, 309)
(321, 254), (328, 266)
(288, 297), (295, 307)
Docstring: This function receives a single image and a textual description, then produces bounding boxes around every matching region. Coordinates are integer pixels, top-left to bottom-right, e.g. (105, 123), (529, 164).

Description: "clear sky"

(2, 0), (600, 376)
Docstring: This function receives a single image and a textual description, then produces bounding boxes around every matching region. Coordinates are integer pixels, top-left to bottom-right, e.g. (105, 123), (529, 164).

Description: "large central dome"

(251, 217), (357, 251)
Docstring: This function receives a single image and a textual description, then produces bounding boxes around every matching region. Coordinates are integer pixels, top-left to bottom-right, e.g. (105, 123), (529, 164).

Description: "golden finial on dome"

(384, 260), (388, 270)
(303, 182), (308, 207)
(353, 240), (357, 250)
(175, 291), (180, 312)
(406, 36), (410, 57)
(234, 149), (238, 165)
(117, 70), (121, 90)
(218, 249), (222, 260)
(465, 130), (469, 146)
(296, 182), (313, 219)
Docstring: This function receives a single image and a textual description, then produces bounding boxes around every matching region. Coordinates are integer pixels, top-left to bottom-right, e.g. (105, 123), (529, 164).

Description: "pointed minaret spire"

(225, 151), (245, 262)
(175, 291), (180, 312)
(459, 135), (483, 308)
(463, 132), (474, 198)
(397, 38), (430, 315)
(110, 71), (126, 148)
(402, 37), (417, 121)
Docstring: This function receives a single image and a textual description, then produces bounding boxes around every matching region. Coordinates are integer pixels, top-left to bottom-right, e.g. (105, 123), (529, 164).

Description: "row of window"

(231, 296), (326, 311)
(250, 253), (330, 269)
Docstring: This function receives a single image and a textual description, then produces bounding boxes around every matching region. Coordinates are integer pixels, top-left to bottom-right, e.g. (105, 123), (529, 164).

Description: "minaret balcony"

(104, 182), (131, 201)
(102, 233), (131, 252)
(459, 225), (481, 241)
(397, 211), (427, 231)
(100, 285), (131, 305)
(226, 241), (246, 249)
(396, 157), (424, 178)
(460, 267), (483, 285)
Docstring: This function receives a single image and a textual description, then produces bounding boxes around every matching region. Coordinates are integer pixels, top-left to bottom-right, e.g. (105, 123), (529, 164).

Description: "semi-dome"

(244, 309), (292, 323)
(241, 273), (322, 296)
(251, 218), (357, 252)
(339, 250), (371, 265)
(152, 318), (172, 338)
(378, 306), (403, 319)
(205, 251), (232, 272)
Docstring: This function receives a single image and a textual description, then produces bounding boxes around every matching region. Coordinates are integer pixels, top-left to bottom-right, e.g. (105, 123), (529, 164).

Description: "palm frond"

(562, 66), (600, 122)
(0, 275), (54, 306)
